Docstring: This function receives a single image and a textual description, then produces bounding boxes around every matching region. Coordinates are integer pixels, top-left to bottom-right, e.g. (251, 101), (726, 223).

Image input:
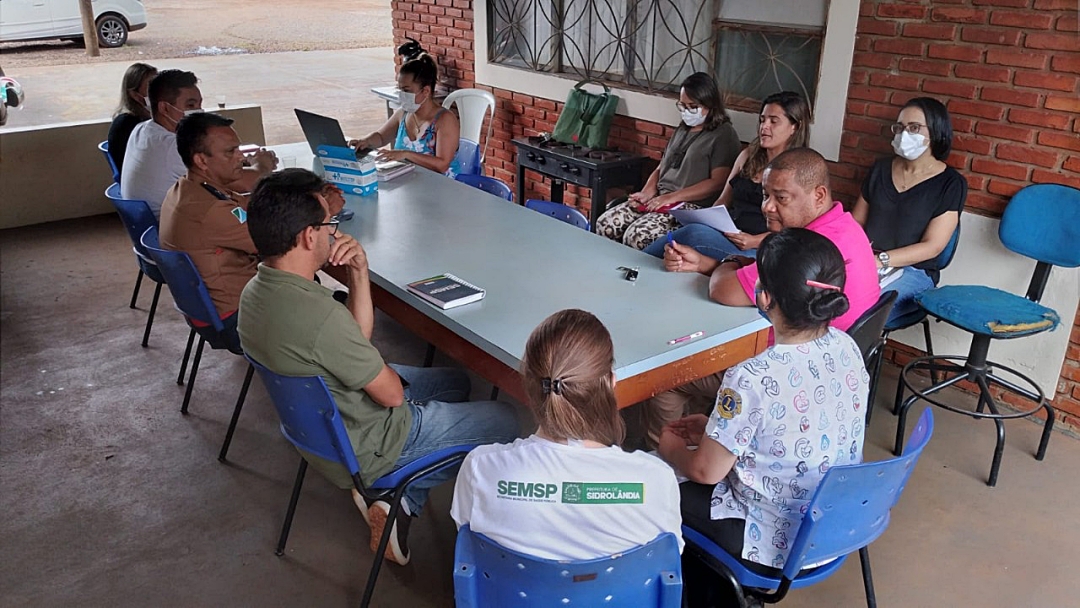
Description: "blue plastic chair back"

(454, 525), (682, 608)
(99, 140), (121, 184)
(525, 199), (591, 231)
(932, 221), (961, 273)
(454, 138), (482, 176)
(106, 183), (164, 283)
(781, 408), (934, 579)
(455, 173), (513, 201)
(245, 355), (362, 475)
(999, 184), (1080, 268)
(140, 226), (224, 331)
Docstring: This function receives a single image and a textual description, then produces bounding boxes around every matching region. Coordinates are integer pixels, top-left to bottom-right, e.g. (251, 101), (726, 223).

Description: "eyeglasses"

(891, 122), (926, 135)
(311, 220), (340, 235)
(675, 101), (700, 112)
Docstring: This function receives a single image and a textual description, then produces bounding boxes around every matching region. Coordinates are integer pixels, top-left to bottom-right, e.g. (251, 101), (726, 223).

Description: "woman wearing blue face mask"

(350, 52), (461, 177)
(595, 72), (740, 250)
(852, 97), (967, 326)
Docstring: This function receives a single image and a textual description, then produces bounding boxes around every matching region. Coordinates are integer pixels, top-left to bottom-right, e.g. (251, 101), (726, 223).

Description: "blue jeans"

(642, 224), (757, 261)
(883, 267), (936, 327)
(387, 364), (520, 514)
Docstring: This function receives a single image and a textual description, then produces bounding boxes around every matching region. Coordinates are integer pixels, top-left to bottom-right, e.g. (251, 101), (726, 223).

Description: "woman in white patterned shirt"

(659, 228), (869, 605)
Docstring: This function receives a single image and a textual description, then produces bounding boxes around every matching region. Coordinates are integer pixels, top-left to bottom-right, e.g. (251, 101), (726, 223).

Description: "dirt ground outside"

(0, 0), (396, 144)
(0, 0), (393, 68)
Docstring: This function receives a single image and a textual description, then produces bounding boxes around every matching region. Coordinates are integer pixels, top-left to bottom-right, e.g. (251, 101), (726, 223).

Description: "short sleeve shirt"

(159, 175), (258, 316)
(861, 157), (967, 281)
(656, 122), (742, 207)
(238, 265), (412, 487)
(451, 435), (683, 560)
(736, 203), (880, 331)
(120, 120), (187, 219)
(703, 327), (869, 570)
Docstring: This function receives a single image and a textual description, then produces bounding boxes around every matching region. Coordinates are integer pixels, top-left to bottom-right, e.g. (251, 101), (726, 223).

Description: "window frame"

(475, 0), (859, 161)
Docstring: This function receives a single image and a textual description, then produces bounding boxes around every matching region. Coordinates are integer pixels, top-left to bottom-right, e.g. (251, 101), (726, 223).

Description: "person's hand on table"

(249, 148), (278, 174)
(376, 149), (410, 163)
(327, 233), (369, 273)
(664, 241), (703, 273)
(322, 184), (346, 216)
(723, 231), (765, 251)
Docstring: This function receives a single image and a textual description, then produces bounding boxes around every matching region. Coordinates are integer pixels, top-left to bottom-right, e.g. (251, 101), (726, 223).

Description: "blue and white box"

(316, 145), (377, 196)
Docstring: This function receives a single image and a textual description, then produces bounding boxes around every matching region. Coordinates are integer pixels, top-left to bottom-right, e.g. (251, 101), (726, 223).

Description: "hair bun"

(806, 290), (850, 324)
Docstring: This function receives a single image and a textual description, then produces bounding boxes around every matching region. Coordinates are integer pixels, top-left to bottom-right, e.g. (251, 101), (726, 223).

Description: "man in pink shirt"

(641, 147), (879, 447)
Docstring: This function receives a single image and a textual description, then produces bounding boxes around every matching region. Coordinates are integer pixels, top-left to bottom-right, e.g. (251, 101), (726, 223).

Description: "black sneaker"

(367, 499), (412, 566)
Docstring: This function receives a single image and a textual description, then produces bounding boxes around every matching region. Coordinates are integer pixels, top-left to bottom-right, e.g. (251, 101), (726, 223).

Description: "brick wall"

(391, 0), (1080, 429)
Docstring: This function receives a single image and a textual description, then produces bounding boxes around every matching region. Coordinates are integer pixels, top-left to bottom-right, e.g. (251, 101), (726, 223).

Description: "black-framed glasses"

(311, 220), (339, 235)
(675, 101), (700, 112)
(891, 122), (926, 135)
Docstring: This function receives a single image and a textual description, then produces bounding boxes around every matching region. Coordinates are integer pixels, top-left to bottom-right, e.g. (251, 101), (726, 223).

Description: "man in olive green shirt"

(239, 169), (519, 566)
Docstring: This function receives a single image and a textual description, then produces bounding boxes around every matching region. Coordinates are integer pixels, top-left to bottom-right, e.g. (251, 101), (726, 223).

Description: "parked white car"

(0, 0), (148, 48)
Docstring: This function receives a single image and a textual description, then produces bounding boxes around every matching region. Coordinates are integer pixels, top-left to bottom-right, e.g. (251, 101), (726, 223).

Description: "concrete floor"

(3, 215), (1080, 607)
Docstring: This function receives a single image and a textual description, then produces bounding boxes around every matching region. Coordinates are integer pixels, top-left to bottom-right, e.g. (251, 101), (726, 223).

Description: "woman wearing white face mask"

(107, 62), (157, 174)
(595, 72), (740, 250)
(852, 97), (967, 325)
(349, 51), (461, 177)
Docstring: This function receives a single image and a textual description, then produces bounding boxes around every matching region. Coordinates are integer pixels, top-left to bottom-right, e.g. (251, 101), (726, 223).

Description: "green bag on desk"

(552, 80), (619, 149)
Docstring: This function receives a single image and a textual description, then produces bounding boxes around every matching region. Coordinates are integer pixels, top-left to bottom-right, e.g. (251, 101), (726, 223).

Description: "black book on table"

(406, 273), (485, 310)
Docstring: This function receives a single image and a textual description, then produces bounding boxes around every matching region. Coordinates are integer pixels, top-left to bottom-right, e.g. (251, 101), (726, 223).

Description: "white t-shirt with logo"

(703, 327), (868, 571)
(451, 435), (684, 560)
(121, 120), (187, 219)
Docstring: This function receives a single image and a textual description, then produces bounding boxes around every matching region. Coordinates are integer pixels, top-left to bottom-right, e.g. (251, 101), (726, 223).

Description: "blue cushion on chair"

(917, 285), (1060, 338)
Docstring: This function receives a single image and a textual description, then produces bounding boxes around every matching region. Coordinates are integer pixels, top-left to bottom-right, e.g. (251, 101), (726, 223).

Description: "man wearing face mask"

(121, 69), (277, 219)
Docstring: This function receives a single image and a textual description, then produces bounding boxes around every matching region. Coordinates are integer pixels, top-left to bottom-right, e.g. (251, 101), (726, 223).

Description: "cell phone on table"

(335, 208), (355, 221)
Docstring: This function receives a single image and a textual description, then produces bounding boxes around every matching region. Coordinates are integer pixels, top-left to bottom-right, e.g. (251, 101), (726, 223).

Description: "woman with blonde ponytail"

(451, 309), (683, 560)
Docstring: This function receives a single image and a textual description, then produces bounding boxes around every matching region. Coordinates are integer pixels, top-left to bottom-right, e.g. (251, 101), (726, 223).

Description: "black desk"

(512, 138), (647, 226)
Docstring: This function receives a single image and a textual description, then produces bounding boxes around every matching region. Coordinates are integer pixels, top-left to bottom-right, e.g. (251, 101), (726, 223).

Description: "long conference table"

(271, 143), (771, 407)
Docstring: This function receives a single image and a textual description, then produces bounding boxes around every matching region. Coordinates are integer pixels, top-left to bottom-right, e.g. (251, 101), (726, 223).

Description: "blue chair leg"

(859, 546), (877, 608)
(276, 459), (308, 556)
(141, 282), (162, 348)
(177, 329), (196, 386)
(129, 269), (144, 309)
(181, 337), (206, 415)
(218, 364), (255, 462)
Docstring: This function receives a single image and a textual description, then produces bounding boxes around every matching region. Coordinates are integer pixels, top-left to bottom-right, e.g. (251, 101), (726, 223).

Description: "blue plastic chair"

(99, 140), (120, 184)
(684, 408), (934, 608)
(454, 525), (682, 607)
(456, 173), (513, 201)
(141, 227), (253, 446)
(525, 199), (591, 231)
(894, 184), (1079, 487)
(454, 138), (482, 176)
(844, 291), (898, 425)
(106, 183), (164, 347)
(245, 356), (479, 608)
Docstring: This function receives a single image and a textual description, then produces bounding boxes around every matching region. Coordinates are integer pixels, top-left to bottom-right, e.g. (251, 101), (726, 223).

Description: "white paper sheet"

(670, 206), (739, 234)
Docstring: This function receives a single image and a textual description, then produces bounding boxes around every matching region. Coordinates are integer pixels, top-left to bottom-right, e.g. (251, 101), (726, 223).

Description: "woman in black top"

(107, 63), (157, 174)
(853, 97), (967, 326)
(644, 91), (811, 260)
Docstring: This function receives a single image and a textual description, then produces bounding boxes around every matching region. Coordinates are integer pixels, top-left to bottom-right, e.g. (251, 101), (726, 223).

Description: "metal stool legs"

(129, 269), (144, 309)
(893, 335), (1053, 487)
(141, 282), (162, 348)
(180, 337), (207, 415)
(218, 364), (255, 462)
(177, 329), (196, 385)
(276, 459), (308, 556)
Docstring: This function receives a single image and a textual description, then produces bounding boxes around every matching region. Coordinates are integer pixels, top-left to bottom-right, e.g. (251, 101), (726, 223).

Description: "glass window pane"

(714, 27), (822, 111)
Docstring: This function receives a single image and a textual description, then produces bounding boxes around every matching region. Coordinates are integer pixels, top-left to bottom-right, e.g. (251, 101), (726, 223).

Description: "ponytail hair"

(399, 52), (439, 95)
(521, 309), (625, 446)
(756, 228), (850, 331)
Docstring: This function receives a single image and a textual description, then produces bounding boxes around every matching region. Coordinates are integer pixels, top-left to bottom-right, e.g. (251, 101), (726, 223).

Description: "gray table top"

(270, 142), (769, 380)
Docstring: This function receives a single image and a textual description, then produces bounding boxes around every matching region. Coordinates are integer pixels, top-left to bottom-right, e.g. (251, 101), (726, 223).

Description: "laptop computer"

(294, 109), (354, 155)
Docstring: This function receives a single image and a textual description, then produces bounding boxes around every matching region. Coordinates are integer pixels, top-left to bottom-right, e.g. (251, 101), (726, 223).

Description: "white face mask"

(681, 107), (706, 128)
(398, 90), (423, 113)
(892, 130), (929, 161)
